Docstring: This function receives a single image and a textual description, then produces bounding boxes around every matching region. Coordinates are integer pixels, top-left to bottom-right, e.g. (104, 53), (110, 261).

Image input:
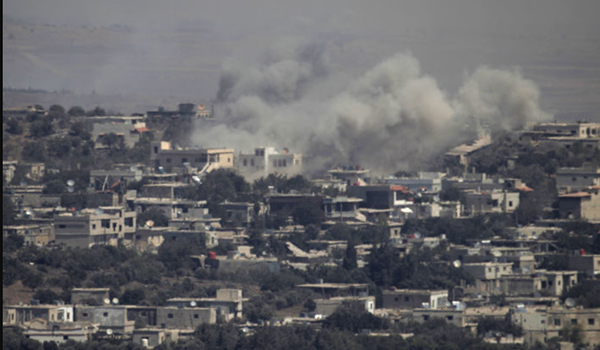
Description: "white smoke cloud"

(192, 43), (551, 175)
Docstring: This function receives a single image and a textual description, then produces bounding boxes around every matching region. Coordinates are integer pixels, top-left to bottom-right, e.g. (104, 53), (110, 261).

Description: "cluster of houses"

(3, 287), (244, 348)
(3, 107), (600, 348)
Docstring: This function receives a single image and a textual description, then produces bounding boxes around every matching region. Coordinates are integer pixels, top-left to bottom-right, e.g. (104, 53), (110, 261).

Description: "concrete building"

(156, 307), (216, 329)
(150, 141), (233, 173)
(381, 289), (449, 310)
(89, 167), (144, 192)
(133, 183), (210, 221)
(462, 190), (520, 216)
(328, 167), (370, 186)
(315, 296), (375, 317)
(3, 304), (74, 325)
(146, 103), (212, 122)
(132, 328), (179, 349)
(71, 288), (110, 305)
(296, 283), (369, 298)
(556, 165), (600, 193)
(512, 307), (600, 346)
(54, 206), (136, 248)
(322, 196), (364, 222)
(3, 160), (18, 184)
(532, 122), (600, 138)
(23, 323), (98, 344)
(166, 289), (244, 322)
(92, 118), (149, 149)
(568, 254), (600, 277)
(3, 224), (54, 247)
(462, 262), (513, 280)
(385, 172), (443, 193)
(75, 306), (134, 333)
(219, 202), (266, 227)
(444, 136), (493, 171)
(558, 186), (600, 221)
(236, 147), (303, 179)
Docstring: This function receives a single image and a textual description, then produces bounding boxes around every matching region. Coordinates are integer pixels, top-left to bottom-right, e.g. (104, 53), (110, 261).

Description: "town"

(3, 102), (600, 350)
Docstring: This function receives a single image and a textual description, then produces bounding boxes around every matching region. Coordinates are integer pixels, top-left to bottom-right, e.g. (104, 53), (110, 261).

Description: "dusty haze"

(3, 0), (600, 171)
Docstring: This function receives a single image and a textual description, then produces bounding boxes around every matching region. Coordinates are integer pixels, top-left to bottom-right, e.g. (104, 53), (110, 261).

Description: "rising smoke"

(192, 42), (551, 175)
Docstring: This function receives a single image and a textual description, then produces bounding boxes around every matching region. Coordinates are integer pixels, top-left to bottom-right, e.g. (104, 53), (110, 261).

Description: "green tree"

(138, 208), (169, 227)
(47, 104), (66, 120)
(21, 142), (47, 162)
(6, 118), (24, 135)
(292, 199), (324, 226)
(86, 106), (106, 116)
(323, 301), (389, 333)
(29, 119), (54, 138)
(67, 106), (86, 117)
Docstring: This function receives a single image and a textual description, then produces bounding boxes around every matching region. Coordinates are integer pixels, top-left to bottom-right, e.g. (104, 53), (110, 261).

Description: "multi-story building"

(462, 190), (520, 216)
(150, 141), (233, 173)
(3, 224), (54, 247)
(54, 206), (136, 248)
(236, 147), (303, 179)
(558, 186), (600, 221)
(556, 165), (600, 193)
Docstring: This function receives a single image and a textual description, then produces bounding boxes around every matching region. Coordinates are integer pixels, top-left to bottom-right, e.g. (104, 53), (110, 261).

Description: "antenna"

(452, 260), (462, 268)
(565, 298), (576, 307)
(112, 298), (119, 305)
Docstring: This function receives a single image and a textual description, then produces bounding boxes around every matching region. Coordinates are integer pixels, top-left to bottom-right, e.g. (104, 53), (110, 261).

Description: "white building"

(236, 147), (303, 179)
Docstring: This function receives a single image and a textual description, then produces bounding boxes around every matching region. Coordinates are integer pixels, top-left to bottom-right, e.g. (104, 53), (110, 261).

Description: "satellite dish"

(565, 298), (576, 307)
(146, 220), (154, 228)
(414, 231), (422, 239)
(67, 186), (75, 193)
(190, 301), (197, 307)
(66, 180), (75, 187)
(445, 301), (452, 308)
(492, 251), (502, 258)
(457, 302), (466, 310)
(192, 176), (202, 184)
(25, 209), (33, 216)
(112, 298), (119, 305)
(95, 208), (104, 215)
(453, 260), (462, 268)
(103, 298), (111, 305)
(106, 329), (113, 335)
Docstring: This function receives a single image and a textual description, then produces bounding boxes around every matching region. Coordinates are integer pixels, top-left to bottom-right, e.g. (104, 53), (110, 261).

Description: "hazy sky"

(4, 0), (600, 120)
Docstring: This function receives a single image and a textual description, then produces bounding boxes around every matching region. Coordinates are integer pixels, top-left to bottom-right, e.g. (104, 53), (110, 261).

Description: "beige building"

(75, 306), (134, 333)
(3, 304), (74, 325)
(533, 122), (600, 138)
(54, 206), (136, 248)
(512, 307), (600, 346)
(3, 224), (54, 247)
(462, 262), (514, 280)
(150, 141), (233, 173)
(166, 289), (244, 322)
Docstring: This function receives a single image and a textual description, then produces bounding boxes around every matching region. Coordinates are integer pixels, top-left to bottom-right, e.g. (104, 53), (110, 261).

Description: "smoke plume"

(193, 42), (551, 175)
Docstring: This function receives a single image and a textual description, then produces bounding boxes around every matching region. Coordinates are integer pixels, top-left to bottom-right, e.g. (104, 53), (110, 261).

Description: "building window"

(273, 160), (277, 167)
(92, 224), (96, 229)
(394, 297), (398, 302)
(166, 158), (171, 163)
(282, 159), (287, 167)
(554, 319), (561, 326)
(250, 159), (255, 167)
(446, 316), (453, 321)
(571, 319), (578, 325)
(423, 315), (429, 321)
(182, 158), (188, 164)
(589, 318), (595, 325)
(103, 312), (109, 317)
(63, 336), (69, 340)
(125, 218), (134, 227)
(101, 220), (110, 228)
(508, 201), (513, 207)
(194, 314), (199, 319)
(243, 159), (247, 167)
(141, 312), (147, 316)
(168, 314), (173, 319)
(404, 296), (410, 302)
(82, 313), (89, 317)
